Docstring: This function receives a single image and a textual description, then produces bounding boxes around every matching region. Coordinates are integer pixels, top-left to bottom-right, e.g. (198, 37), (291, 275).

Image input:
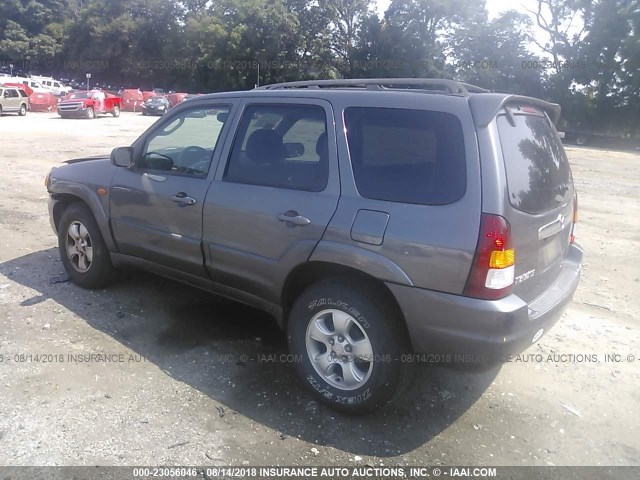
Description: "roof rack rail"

(258, 78), (490, 96)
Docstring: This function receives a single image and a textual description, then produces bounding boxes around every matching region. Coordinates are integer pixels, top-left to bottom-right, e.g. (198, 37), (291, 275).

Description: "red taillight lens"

(570, 194), (578, 244)
(464, 214), (515, 300)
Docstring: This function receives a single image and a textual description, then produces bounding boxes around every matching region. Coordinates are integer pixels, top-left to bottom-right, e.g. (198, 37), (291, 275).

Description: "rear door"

(496, 108), (575, 302)
(202, 99), (340, 304)
(6, 89), (20, 110)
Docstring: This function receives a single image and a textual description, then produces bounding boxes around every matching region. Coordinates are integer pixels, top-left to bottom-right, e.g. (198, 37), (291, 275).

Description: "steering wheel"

(179, 146), (210, 174)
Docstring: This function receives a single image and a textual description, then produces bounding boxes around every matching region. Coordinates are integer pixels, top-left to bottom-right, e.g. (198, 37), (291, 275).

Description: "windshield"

(67, 92), (90, 99)
(147, 97), (166, 104)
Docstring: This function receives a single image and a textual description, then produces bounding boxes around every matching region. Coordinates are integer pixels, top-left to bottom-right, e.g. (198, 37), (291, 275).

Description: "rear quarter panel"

(314, 93), (482, 295)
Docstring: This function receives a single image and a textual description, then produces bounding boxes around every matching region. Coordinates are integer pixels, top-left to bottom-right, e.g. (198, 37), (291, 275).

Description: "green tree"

(451, 10), (545, 97)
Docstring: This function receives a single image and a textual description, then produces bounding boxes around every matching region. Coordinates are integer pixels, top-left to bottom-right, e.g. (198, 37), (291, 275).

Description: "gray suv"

(46, 79), (582, 413)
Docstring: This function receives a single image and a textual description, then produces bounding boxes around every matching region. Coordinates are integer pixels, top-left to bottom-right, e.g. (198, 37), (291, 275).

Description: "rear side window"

(497, 113), (572, 214)
(344, 107), (466, 205)
(224, 104), (329, 192)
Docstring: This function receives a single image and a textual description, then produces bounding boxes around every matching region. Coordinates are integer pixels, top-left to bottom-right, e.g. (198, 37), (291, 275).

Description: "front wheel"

(58, 203), (116, 289)
(85, 107), (95, 119)
(288, 281), (411, 414)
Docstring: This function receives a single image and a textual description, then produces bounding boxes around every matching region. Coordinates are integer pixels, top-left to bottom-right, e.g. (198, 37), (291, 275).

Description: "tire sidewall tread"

(288, 280), (408, 414)
(58, 202), (115, 289)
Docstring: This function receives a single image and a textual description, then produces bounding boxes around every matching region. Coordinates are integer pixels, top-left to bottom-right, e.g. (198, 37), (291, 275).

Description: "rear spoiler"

(469, 93), (561, 127)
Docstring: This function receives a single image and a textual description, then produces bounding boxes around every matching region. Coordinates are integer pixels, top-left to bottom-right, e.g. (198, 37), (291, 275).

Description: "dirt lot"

(0, 112), (638, 467)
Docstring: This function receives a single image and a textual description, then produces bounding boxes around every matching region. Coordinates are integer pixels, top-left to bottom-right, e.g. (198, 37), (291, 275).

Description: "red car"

(58, 90), (121, 119)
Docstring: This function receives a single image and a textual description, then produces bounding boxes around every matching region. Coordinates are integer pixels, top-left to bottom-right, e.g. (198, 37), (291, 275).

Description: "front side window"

(140, 106), (230, 177)
(224, 104), (329, 192)
(344, 107), (466, 205)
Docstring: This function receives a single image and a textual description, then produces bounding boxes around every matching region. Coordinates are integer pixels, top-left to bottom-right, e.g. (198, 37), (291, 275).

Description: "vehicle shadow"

(1, 248), (500, 457)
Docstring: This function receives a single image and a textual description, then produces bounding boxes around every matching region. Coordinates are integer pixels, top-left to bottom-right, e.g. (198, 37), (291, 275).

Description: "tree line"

(0, 0), (638, 136)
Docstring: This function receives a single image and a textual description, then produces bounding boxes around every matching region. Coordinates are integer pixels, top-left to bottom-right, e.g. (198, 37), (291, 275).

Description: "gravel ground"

(0, 112), (638, 467)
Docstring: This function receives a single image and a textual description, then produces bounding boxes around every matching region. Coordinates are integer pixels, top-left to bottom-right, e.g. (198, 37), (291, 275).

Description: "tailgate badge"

(558, 214), (566, 226)
(515, 269), (535, 285)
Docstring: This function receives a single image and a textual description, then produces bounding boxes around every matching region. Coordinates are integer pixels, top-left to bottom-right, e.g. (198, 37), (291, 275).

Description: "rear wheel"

(18, 103), (27, 116)
(58, 203), (116, 289)
(576, 135), (589, 146)
(112, 105), (120, 117)
(288, 280), (411, 414)
(86, 107), (95, 119)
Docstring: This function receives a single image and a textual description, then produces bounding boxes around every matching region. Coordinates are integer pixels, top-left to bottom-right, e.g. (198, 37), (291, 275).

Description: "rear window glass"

(344, 107), (466, 205)
(497, 113), (572, 214)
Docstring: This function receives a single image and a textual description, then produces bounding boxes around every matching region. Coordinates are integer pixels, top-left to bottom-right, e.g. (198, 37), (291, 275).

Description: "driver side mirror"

(111, 146), (133, 167)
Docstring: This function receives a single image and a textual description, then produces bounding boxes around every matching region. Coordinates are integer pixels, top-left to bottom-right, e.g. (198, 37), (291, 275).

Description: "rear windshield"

(497, 113), (572, 214)
(344, 107), (466, 205)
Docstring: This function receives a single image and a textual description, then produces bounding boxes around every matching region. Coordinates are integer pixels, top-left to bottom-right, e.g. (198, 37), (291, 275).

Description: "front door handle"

(144, 172), (166, 182)
(277, 210), (311, 226)
(172, 192), (197, 206)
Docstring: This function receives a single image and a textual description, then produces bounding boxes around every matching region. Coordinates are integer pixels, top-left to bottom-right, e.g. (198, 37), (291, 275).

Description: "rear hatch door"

(496, 107), (574, 303)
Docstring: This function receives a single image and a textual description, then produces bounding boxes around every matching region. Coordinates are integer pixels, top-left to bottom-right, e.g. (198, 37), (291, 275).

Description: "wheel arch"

(50, 187), (117, 252)
(281, 261), (411, 347)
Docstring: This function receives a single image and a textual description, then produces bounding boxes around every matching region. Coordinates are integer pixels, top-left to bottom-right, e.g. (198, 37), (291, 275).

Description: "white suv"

(34, 77), (73, 96)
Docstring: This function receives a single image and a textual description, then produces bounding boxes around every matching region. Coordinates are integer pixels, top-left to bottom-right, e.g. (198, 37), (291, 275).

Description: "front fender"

(309, 240), (413, 286)
(49, 179), (117, 252)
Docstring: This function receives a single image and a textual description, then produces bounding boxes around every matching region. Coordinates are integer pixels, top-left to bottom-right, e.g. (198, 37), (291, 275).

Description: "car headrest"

(246, 129), (284, 164)
(316, 132), (328, 160)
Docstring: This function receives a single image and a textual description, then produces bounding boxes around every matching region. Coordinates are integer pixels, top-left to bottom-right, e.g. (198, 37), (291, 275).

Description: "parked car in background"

(32, 76), (73, 96)
(0, 86), (29, 115)
(2, 82), (34, 96)
(45, 78), (582, 413)
(141, 96), (170, 116)
(58, 90), (121, 119)
(12, 77), (49, 93)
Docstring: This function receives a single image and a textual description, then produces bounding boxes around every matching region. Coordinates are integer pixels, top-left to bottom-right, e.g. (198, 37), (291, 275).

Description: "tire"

(58, 202), (116, 289)
(112, 105), (120, 117)
(18, 103), (27, 116)
(288, 280), (411, 414)
(86, 107), (95, 119)
(0, 105), (3, 116)
(576, 135), (589, 146)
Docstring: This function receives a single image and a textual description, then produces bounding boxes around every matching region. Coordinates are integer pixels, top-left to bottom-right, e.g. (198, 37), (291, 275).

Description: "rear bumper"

(387, 243), (583, 362)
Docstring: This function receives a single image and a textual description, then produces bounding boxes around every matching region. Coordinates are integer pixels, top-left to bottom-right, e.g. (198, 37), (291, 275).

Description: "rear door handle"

(172, 192), (197, 206)
(277, 210), (311, 226)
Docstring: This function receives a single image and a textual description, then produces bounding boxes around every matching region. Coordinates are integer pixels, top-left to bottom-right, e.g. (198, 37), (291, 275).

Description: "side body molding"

(309, 240), (414, 287)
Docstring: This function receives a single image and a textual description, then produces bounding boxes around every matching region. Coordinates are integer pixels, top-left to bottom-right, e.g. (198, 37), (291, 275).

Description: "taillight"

(570, 193), (578, 244)
(464, 214), (515, 300)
